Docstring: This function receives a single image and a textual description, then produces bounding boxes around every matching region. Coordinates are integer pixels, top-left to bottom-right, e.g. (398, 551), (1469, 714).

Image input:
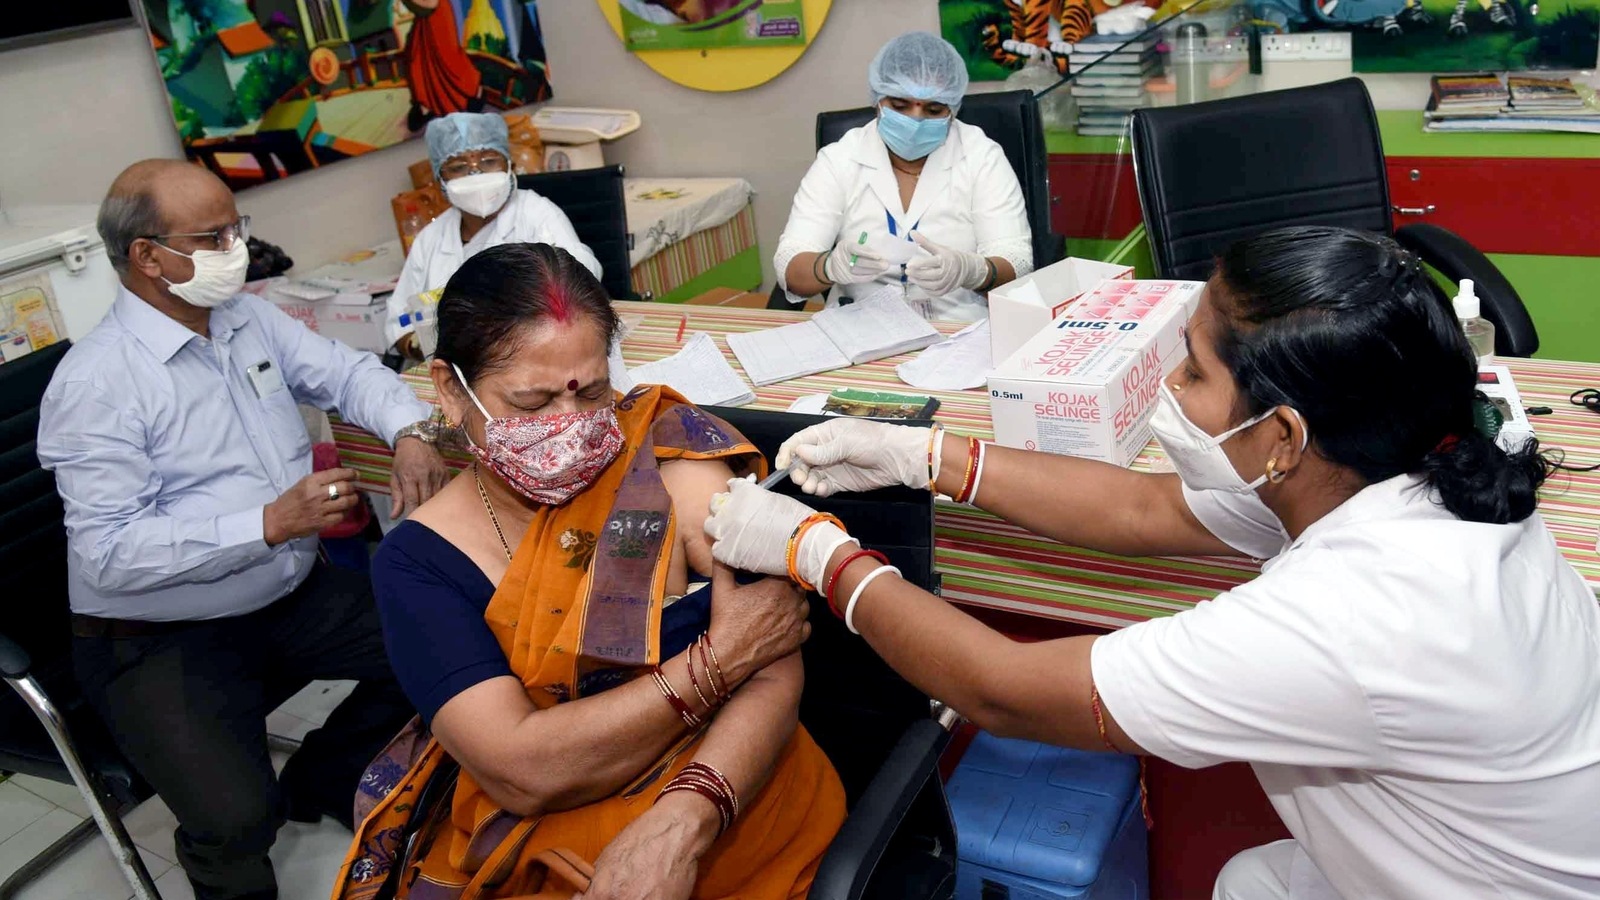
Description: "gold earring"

(1265, 457), (1287, 484)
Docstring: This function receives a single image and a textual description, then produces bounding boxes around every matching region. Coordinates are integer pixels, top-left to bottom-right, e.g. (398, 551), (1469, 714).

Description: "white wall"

(0, 5), (1504, 286)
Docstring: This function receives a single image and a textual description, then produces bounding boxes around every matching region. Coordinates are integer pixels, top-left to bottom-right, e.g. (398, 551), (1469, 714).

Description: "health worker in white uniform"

(387, 112), (601, 353)
(707, 226), (1600, 900)
(772, 32), (1034, 323)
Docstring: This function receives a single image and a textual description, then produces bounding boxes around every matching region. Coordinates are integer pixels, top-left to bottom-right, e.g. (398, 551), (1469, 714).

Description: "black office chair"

(703, 406), (957, 899)
(1130, 78), (1540, 357)
(770, 89), (1065, 310)
(518, 165), (640, 301)
(0, 342), (161, 899)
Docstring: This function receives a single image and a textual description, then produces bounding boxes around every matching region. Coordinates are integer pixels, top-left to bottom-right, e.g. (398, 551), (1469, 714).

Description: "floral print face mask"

(452, 363), (625, 505)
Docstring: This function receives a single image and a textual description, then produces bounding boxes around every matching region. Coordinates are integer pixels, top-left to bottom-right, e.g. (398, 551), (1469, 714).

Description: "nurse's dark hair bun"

(1211, 226), (1548, 525)
(1421, 428), (1547, 524)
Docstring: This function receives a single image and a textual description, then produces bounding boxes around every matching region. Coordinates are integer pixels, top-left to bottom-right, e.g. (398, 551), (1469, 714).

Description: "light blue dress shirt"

(36, 288), (433, 622)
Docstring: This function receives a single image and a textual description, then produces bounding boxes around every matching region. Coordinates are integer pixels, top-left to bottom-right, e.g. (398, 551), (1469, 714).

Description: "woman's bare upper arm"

(659, 456), (737, 576)
(430, 675), (537, 782)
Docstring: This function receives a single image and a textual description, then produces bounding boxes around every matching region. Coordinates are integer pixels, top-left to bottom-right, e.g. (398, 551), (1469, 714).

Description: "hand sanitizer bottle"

(1452, 279), (1495, 365)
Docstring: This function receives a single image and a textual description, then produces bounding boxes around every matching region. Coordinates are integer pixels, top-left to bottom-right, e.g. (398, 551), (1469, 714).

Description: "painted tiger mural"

(979, 0), (1099, 75)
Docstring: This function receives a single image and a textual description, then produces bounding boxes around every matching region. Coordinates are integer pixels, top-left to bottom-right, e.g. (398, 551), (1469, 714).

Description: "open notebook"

(725, 296), (942, 386)
(611, 331), (755, 406)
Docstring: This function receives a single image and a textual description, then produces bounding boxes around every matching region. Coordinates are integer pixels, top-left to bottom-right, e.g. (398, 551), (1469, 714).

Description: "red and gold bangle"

(658, 780), (731, 835)
(1092, 685), (1152, 829)
(651, 666), (702, 729)
(696, 635), (729, 704)
(953, 436), (981, 504)
(702, 634), (726, 700)
(824, 549), (888, 618)
(785, 512), (846, 591)
(685, 651), (712, 712)
(657, 761), (738, 834)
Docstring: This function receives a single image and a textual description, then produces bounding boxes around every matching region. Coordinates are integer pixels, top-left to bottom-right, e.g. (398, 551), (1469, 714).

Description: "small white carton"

(1476, 365), (1535, 452)
(987, 279), (1204, 467)
(988, 256), (1134, 364)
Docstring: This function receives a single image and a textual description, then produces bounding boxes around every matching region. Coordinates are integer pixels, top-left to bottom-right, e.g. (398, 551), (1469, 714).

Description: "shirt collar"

(1265, 473), (1440, 570)
(112, 287), (251, 363)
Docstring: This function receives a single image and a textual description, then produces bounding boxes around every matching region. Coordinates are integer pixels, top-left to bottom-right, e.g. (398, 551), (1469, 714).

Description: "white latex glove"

(823, 239), (890, 285)
(706, 477), (857, 587)
(905, 233), (989, 296)
(775, 419), (939, 498)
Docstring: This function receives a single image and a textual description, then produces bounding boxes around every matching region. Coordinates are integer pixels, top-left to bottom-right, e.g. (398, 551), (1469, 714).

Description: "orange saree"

(333, 387), (845, 900)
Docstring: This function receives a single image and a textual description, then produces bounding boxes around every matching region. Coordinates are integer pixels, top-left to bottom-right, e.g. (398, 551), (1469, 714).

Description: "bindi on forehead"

(567, 379), (578, 391)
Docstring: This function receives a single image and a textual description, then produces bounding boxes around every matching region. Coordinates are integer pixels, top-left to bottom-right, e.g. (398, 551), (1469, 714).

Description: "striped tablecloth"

(333, 301), (1600, 629)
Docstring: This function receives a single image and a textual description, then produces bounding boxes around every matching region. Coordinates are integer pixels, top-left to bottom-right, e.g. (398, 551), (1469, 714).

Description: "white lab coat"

(1094, 475), (1600, 900)
(773, 118), (1033, 323)
(385, 188), (603, 346)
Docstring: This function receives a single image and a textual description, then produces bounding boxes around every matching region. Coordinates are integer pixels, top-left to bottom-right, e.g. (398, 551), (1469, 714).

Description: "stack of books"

(1068, 36), (1162, 137)
(1424, 73), (1600, 134)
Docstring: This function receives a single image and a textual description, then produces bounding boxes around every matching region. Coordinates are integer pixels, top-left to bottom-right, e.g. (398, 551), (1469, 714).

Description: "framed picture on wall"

(141, 0), (556, 191)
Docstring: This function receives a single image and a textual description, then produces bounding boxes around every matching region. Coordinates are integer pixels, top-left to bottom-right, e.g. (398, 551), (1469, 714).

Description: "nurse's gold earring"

(1265, 457), (1287, 484)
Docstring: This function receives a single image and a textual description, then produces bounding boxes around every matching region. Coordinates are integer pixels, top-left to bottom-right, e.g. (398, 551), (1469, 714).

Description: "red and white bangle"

(658, 761), (739, 835)
(967, 440), (990, 506)
(845, 564), (901, 635)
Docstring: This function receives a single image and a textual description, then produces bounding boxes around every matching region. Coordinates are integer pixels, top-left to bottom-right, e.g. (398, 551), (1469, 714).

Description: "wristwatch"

(392, 419), (444, 446)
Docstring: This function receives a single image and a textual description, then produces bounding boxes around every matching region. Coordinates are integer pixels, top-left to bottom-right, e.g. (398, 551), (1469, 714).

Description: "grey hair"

(97, 188), (166, 276)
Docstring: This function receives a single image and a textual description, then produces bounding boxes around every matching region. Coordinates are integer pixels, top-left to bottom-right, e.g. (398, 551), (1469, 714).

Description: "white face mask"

(445, 172), (513, 219)
(1149, 383), (1308, 493)
(155, 241), (248, 309)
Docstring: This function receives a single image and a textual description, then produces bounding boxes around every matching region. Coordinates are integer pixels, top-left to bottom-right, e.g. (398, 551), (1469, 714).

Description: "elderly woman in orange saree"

(333, 243), (845, 900)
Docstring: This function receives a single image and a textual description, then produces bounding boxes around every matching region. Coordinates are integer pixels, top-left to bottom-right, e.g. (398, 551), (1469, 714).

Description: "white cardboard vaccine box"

(988, 257), (1134, 364)
(987, 280), (1204, 467)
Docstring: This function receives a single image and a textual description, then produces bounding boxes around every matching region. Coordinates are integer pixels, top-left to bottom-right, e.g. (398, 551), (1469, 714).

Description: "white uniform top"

(772, 118), (1033, 323)
(385, 188), (603, 346)
(1094, 475), (1600, 899)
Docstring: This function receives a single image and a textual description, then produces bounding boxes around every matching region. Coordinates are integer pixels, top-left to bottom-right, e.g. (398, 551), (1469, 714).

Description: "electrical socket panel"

(1260, 32), (1352, 61)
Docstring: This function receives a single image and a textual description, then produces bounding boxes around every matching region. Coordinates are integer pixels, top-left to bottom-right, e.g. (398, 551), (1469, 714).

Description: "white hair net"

(867, 32), (969, 111)
(425, 112), (510, 179)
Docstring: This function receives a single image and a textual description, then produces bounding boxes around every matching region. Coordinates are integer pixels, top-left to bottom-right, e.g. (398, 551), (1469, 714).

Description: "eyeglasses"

(439, 155), (510, 180)
(144, 216), (252, 252)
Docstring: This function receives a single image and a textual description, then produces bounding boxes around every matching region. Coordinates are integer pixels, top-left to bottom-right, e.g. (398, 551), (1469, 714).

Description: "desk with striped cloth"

(333, 301), (1600, 630)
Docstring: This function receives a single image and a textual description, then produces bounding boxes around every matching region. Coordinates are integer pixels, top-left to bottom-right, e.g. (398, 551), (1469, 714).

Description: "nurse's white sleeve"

(386, 235), (432, 347)
(773, 152), (848, 301)
(1183, 484), (1290, 560)
(969, 143), (1034, 278)
(1090, 570), (1384, 770)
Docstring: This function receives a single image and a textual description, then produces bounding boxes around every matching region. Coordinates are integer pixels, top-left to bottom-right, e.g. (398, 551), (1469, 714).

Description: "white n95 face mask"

(445, 172), (513, 218)
(157, 241), (249, 309)
(1149, 383), (1307, 494)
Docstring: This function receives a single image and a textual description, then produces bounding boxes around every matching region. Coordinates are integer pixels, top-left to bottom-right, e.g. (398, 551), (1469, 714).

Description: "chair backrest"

(816, 90), (1065, 272)
(703, 406), (934, 805)
(1, 343), (72, 681)
(517, 165), (634, 301)
(1130, 78), (1392, 282)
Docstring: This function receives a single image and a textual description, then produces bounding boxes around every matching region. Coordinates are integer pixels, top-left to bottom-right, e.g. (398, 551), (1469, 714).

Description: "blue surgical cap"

(425, 113), (511, 179)
(868, 32), (969, 112)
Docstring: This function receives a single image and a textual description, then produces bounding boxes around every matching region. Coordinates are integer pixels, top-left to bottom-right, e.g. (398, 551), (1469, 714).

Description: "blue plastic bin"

(947, 733), (1149, 899)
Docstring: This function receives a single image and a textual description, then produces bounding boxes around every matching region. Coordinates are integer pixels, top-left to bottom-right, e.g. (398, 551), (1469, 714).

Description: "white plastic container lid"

(1453, 278), (1480, 319)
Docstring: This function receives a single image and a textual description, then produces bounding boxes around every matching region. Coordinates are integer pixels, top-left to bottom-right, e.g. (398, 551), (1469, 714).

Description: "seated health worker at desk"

(386, 111), (602, 355)
(773, 31), (1034, 322)
(709, 226), (1600, 900)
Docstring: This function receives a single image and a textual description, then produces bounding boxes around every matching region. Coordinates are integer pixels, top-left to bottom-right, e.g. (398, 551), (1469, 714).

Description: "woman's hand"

(823, 240), (890, 285)
(573, 792), (716, 900)
(776, 419), (936, 497)
(706, 478), (855, 586)
(705, 568), (812, 686)
(906, 233), (990, 295)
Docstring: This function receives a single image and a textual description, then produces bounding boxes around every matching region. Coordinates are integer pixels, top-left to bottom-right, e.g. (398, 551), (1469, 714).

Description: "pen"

(675, 315), (686, 343)
(758, 466), (794, 490)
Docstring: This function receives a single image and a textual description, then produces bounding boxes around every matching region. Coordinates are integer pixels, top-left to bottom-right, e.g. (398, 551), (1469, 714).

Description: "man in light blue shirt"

(36, 159), (448, 900)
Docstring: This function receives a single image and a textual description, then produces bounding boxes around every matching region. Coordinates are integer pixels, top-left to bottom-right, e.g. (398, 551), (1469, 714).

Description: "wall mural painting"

(142, 0), (553, 190)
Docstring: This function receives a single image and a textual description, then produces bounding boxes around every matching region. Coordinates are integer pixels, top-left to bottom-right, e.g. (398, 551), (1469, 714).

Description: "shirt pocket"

(258, 389), (313, 464)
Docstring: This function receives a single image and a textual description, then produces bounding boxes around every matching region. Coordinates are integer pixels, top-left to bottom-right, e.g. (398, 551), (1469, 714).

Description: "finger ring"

(327, 484), (340, 501)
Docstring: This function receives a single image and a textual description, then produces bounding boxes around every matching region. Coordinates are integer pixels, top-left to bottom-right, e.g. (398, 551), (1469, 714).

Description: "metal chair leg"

(0, 815), (103, 899)
(4, 675), (162, 900)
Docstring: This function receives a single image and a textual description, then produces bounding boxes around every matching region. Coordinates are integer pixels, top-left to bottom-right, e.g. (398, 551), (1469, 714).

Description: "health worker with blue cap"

(388, 112), (602, 352)
(773, 31), (1034, 323)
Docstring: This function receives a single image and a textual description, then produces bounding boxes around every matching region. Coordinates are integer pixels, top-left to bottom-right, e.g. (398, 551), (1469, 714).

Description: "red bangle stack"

(823, 549), (889, 618)
(651, 666), (702, 729)
(657, 761), (739, 835)
(953, 437), (981, 504)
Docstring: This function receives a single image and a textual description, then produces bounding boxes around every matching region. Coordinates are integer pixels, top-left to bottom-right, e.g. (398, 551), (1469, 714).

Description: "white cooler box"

(988, 280), (1204, 467)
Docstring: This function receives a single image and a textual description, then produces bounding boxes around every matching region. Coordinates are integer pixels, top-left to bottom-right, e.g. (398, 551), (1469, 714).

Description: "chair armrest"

(1394, 223), (1540, 358)
(809, 718), (954, 900)
(0, 632), (31, 679)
